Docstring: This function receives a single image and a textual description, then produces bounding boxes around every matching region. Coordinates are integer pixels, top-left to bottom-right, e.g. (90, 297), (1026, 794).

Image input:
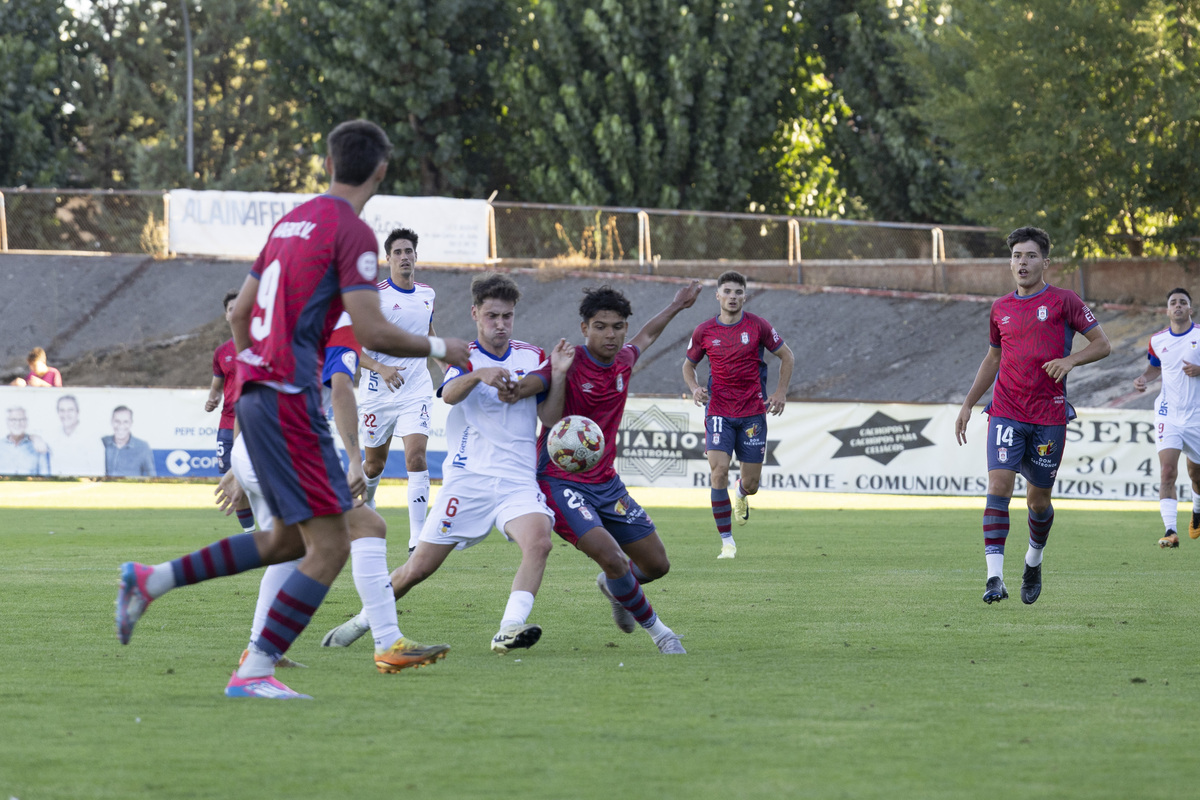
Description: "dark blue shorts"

(236, 384), (352, 526)
(215, 427), (234, 475)
(705, 414), (768, 464)
(538, 474), (656, 547)
(985, 416), (1066, 489)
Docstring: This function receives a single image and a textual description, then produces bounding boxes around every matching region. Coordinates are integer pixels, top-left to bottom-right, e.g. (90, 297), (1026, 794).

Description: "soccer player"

(205, 290), (255, 533)
(322, 274), (572, 654)
(537, 281), (702, 654)
(1132, 287), (1200, 548)
(955, 226), (1110, 605)
(114, 119), (470, 699)
(359, 227), (438, 553)
(218, 311), (447, 673)
(683, 270), (794, 558)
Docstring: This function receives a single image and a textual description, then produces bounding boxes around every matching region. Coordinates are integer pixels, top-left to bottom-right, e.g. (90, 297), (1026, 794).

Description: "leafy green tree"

(259, 0), (513, 197)
(494, 0), (822, 212)
(801, 0), (966, 223)
(911, 0), (1200, 256)
(0, 0), (73, 186)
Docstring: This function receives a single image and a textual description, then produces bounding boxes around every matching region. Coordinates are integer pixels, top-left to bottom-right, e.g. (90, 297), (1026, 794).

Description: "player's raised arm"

(628, 280), (702, 354)
(343, 289), (470, 369)
(955, 345), (1002, 445)
(536, 339), (576, 426)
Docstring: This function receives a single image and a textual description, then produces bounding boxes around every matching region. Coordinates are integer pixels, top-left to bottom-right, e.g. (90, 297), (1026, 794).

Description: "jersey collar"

(386, 278), (416, 294)
(1011, 283), (1051, 300)
(473, 340), (512, 361)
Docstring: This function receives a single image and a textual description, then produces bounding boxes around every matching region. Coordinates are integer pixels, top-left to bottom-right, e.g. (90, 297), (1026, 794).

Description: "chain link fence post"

(0, 191), (7, 252)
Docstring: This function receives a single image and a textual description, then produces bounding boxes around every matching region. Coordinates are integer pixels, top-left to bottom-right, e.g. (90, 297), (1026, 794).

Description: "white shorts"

(230, 434), (275, 530)
(1156, 418), (1200, 462)
(420, 473), (552, 550)
(359, 389), (431, 449)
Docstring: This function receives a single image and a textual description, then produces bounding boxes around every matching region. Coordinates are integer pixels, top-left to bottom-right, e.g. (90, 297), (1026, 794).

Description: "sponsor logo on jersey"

(710, 338), (722, 347)
(1000, 316), (1010, 325)
(614, 498), (628, 515)
(997, 446), (1008, 463)
(581, 382), (594, 393)
(1036, 440), (1057, 457)
(1037, 305), (1048, 321)
(741, 332), (750, 345)
(1160, 399), (1169, 416)
(393, 303), (402, 310)
(745, 423), (761, 439)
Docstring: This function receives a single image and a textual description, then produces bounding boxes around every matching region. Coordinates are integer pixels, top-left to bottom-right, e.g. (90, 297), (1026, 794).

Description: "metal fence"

(0, 188), (1005, 276)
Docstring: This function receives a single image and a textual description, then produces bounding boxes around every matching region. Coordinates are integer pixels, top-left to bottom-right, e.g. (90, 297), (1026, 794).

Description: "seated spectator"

(0, 406), (50, 476)
(103, 405), (156, 477)
(11, 348), (63, 387)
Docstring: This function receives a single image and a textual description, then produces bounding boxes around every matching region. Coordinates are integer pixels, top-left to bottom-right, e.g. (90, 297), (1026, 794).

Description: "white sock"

(251, 560), (299, 641)
(1025, 545), (1044, 568)
(351, 537), (401, 651)
(985, 552), (1004, 580)
(146, 563), (176, 598)
(1161, 497), (1179, 532)
(648, 618), (672, 640)
(407, 471), (430, 551)
(500, 590), (535, 628)
(364, 472), (381, 509)
(236, 643), (276, 679)
(734, 479), (746, 498)
(1193, 495), (1200, 513)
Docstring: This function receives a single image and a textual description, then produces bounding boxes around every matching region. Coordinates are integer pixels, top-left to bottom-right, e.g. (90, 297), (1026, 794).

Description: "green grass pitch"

(2, 486), (1199, 799)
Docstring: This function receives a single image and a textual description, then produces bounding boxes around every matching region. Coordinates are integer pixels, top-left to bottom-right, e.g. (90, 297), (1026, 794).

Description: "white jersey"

(360, 279), (436, 402)
(1149, 324), (1200, 423)
(440, 340), (550, 480)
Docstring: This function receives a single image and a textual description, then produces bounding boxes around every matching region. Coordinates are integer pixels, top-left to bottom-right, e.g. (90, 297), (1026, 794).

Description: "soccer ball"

(547, 415), (605, 473)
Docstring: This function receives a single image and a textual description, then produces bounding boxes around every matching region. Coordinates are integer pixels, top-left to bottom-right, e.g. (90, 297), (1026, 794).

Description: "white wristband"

(427, 336), (446, 360)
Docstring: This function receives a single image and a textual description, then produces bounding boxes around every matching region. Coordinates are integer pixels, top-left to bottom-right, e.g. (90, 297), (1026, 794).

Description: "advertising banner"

(168, 189), (490, 265)
(0, 387), (1172, 501)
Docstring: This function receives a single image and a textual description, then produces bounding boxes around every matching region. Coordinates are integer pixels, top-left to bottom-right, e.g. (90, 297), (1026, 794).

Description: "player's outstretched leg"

(116, 533), (263, 644)
(981, 494), (1010, 604)
(605, 569), (685, 654)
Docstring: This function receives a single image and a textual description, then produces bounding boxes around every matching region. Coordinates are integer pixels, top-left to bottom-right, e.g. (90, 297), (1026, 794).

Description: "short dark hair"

(385, 228), (419, 255)
(580, 286), (633, 322)
(58, 394), (78, 412)
(1006, 226), (1052, 258)
(716, 270), (747, 288)
(327, 120), (392, 187)
(471, 273), (521, 307)
(222, 290), (239, 310)
(1167, 287), (1192, 304)
(112, 405), (132, 418)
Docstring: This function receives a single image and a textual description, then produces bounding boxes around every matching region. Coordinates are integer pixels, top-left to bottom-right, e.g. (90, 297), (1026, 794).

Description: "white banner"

(168, 189), (490, 264)
(0, 387), (1173, 500)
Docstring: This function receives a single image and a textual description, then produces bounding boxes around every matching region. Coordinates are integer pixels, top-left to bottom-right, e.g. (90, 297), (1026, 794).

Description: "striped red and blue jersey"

(212, 338), (238, 430)
(685, 312), (784, 418)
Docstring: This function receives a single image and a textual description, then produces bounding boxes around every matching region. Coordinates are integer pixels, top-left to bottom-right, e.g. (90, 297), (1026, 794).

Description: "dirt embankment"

(1, 254), (1165, 409)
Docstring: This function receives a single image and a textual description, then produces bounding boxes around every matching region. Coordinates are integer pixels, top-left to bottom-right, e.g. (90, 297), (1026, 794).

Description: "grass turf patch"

(2, 499), (1198, 799)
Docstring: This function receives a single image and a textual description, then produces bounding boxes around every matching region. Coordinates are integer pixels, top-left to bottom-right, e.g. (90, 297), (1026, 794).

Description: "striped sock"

(606, 569), (658, 629)
(711, 488), (732, 541)
(629, 558), (653, 585)
(168, 533), (261, 587)
(253, 570), (329, 657)
(983, 494), (1010, 578)
(236, 507), (256, 532)
(1027, 505), (1054, 566)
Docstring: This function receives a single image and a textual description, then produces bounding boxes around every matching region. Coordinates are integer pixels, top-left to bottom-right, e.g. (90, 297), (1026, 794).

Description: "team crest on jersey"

(616, 374), (624, 391)
(1037, 305), (1048, 321)
(439, 519), (453, 535)
(997, 447), (1008, 463)
(741, 332), (750, 345)
(1036, 440), (1057, 457)
(356, 252), (379, 281)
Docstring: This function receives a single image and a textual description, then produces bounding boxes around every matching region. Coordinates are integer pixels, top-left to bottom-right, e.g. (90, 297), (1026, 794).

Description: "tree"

(910, 0), (1200, 256)
(259, 0), (513, 197)
(801, 0), (967, 223)
(494, 0), (822, 212)
(0, 0), (73, 186)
